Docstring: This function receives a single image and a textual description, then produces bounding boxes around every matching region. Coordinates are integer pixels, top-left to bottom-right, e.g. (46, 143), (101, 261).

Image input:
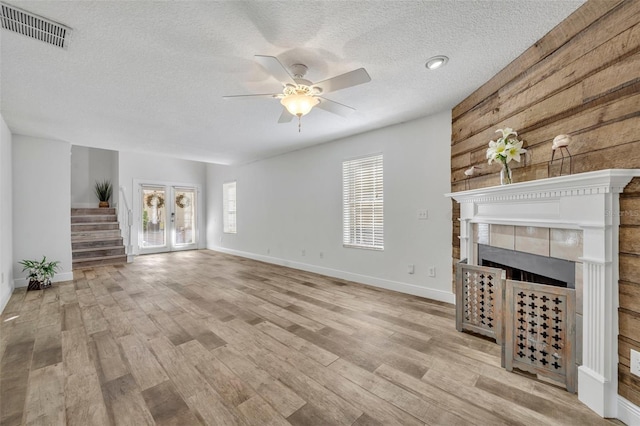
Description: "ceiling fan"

(223, 55), (371, 131)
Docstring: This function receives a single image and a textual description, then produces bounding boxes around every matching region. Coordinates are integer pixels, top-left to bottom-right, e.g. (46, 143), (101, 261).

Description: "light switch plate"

(631, 349), (640, 377)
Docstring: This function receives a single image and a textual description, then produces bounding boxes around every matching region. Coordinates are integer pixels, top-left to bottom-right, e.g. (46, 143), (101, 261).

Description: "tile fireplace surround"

(447, 169), (640, 421)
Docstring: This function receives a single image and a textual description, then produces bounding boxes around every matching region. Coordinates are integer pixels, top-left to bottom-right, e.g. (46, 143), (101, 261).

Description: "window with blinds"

(342, 154), (383, 250)
(223, 181), (237, 234)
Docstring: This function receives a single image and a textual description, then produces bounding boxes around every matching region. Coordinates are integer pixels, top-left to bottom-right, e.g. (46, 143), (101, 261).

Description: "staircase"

(71, 208), (127, 269)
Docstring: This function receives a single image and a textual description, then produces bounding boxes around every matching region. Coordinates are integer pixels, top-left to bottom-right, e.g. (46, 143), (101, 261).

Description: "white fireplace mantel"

(446, 169), (640, 421)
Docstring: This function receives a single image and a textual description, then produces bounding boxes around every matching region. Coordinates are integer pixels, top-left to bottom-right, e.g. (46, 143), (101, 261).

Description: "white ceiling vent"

(1, 2), (71, 48)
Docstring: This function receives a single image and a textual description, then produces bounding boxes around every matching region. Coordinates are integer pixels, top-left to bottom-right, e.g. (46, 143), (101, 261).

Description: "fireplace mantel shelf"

(446, 169), (640, 203)
(446, 168), (640, 419)
(446, 169), (640, 231)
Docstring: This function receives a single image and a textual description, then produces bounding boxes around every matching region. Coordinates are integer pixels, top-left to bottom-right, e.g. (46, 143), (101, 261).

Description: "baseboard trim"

(208, 246), (455, 304)
(0, 282), (13, 314)
(13, 271), (74, 288)
(618, 396), (640, 426)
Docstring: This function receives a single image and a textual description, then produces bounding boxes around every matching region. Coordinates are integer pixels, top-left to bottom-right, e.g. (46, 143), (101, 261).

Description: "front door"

(139, 184), (198, 253)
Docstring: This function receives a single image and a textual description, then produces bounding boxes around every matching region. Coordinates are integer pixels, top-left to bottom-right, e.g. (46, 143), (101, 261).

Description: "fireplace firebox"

(478, 244), (575, 288)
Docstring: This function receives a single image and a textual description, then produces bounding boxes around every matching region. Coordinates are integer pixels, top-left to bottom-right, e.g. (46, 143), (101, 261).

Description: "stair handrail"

(119, 185), (133, 256)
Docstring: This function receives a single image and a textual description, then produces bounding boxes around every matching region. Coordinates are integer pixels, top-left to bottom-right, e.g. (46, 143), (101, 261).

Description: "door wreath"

(175, 194), (191, 208)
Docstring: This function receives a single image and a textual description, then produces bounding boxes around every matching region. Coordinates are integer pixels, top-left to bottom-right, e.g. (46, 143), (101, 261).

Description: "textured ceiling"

(1, 1), (584, 165)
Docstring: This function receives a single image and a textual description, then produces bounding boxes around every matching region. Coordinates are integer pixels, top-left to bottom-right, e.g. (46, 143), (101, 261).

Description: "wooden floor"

(0, 250), (619, 426)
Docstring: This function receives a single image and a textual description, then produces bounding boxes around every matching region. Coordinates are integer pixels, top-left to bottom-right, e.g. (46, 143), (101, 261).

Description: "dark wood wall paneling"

(450, 0), (640, 406)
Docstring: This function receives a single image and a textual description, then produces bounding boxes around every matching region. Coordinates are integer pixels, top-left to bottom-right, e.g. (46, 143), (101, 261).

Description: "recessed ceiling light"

(425, 55), (449, 70)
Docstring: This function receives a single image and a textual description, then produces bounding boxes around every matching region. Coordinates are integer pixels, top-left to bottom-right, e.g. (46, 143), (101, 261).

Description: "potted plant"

(94, 179), (113, 207)
(19, 256), (60, 291)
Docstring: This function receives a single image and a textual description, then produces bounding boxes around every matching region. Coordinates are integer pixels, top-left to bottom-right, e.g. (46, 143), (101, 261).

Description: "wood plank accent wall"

(450, 0), (640, 406)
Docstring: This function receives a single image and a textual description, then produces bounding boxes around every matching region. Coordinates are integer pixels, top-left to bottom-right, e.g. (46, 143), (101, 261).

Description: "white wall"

(118, 151), (207, 255)
(0, 114), (14, 311)
(206, 111), (454, 303)
(111, 151), (119, 210)
(70, 145), (118, 208)
(12, 135), (73, 286)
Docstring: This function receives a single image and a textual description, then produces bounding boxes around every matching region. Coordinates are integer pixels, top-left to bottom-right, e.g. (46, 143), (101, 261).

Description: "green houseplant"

(94, 179), (113, 207)
(19, 256), (60, 291)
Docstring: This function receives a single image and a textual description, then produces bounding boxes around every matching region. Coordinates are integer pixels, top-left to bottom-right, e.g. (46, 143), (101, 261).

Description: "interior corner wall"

(206, 111), (454, 303)
(0, 114), (14, 312)
(118, 151), (208, 255)
(111, 152), (119, 210)
(70, 145), (117, 208)
(12, 135), (73, 286)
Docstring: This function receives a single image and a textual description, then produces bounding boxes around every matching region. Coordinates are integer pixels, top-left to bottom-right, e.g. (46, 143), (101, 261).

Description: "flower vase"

(500, 163), (512, 185)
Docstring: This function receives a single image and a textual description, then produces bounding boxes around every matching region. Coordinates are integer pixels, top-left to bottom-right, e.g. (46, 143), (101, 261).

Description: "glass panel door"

(139, 184), (198, 254)
(171, 187), (197, 250)
(141, 186), (167, 251)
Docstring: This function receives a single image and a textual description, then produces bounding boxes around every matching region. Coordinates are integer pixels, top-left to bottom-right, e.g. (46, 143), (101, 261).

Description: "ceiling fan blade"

(316, 97), (356, 117)
(277, 108), (294, 123)
(255, 55), (297, 86)
(312, 68), (371, 94)
(223, 93), (280, 100)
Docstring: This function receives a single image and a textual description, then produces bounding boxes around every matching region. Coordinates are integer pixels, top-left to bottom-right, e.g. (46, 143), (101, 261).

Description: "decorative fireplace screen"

(456, 262), (506, 344)
(455, 263), (577, 392)
(504, 279), (576, 392)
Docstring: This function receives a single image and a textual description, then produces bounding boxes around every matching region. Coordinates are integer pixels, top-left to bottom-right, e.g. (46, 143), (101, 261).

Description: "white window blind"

(343, 154), (383, 250)
(223, 181), (237, 234)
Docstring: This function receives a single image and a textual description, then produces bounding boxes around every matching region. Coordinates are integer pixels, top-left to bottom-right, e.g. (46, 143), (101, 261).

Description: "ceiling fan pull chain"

(298, 115), (302, 133)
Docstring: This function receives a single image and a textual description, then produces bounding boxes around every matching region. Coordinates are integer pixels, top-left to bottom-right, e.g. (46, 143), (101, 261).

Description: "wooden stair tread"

(71, 220), (119, 225)
(71, 215), (117, 223)
(71, 235), (123, 242)
(71, 208), (116, 215)
(72, 245), (125, 253)
(72, 230), (121, 236)
(71, 224), (120, 231)
(73, 254), (127, 263)
(73, 260), (127, 269)
(72, 236), (122, 242)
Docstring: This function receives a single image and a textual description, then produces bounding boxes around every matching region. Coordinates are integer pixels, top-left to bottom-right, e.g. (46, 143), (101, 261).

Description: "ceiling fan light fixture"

(280, 93), (319, 117)
(425, 55), (449, 70)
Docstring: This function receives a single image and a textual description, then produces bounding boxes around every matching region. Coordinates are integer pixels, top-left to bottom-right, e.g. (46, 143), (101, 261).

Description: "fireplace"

(478, 243), (575, 288)
(447, 169), (640, 419)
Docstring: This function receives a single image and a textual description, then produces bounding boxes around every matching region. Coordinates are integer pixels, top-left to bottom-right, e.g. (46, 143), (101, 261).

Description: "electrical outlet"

(319, 252), (324, 259)
(428, 266), (436, 277)
(301, 249), (306, 257)
(407, 264), (414, 274)
(417, 209), (428, 220)
(267, 248), (270, 255)
(631, 349), (640, 377)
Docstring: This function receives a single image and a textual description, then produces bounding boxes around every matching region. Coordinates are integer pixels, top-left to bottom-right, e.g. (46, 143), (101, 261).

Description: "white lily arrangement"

(486, 127), (527, 184)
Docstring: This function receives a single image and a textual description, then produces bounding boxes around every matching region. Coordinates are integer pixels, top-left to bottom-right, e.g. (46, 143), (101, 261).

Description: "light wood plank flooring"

(0, 250), (620, 425)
